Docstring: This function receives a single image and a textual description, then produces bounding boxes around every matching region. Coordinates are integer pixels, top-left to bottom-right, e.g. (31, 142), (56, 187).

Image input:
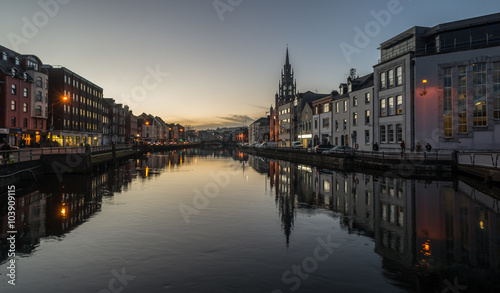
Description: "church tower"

(276, 47), (297, 106)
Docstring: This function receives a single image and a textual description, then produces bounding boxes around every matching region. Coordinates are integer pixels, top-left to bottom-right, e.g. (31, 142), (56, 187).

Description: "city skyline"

(1, 0), (500, 129)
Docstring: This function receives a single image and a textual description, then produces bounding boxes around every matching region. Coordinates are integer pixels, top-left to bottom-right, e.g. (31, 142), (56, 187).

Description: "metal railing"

(247, 146), (454, 161)
(0, 144), (133, 165)
(458, 152), (500, 168)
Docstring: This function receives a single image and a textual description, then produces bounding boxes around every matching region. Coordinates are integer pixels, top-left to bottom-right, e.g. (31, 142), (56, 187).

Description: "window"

(322, 118), (329, 127)
(441, 68), (452, 138)
(23, 103), (27, 113)
(353, 112), (358, 125)
(23, 118), (28, 127)
(36, 77), (43, 88)
(335, 120), (339, 131)
(15, 57), (20, 65)
(353, 96), (358, 107)
(396, 66), (403, 85)
(335, 102), (339, 113)
(472, 63), (487, 127)
(365, 130), (370, 144)
(388, 97), (395, 115)
(23, 88), (28, 98)
(388, 125), (394, 142)
(343, 119), (347, 131)
(380, 72), (386, 89)
(2, 52), (7, 61)
(388, 69), (394, 87)
(380, 99), (387, 116)
(343, 100), (348, 112)
(396, 124), (402, 142)
(365, 110), (370, 124)
(11, 84), (17, 95)
(36, 91), (42, 101)
(494, 62), (500, 119)
(365, 92), (370, 104)
(11, 100), (16, 110)
(396, 95), (403, 114)
(380, 125), (386, 142)
(35, 105), (42, 116)
(314, 119), (318, 129)
(33, 119), (37, 129)
(323, 103), (330, 112)
(458, 66), (468, 133)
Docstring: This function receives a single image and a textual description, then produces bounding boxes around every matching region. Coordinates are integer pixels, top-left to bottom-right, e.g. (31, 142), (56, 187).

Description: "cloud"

(216, 114), (256, 123)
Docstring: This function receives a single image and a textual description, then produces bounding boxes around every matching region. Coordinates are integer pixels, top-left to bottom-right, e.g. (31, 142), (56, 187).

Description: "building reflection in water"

(248, 154), (500, 292)
(0, 148), (202, 264)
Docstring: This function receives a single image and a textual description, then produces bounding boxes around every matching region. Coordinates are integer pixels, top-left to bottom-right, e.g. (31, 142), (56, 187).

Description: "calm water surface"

(1, 148), (499, 293)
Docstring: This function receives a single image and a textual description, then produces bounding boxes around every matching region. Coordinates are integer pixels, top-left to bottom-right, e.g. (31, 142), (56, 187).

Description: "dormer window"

(15, 57), (20, 65)
(23, 72), (28, 81)
(11, 68), (16, 77)
(2, 52), (7, 61)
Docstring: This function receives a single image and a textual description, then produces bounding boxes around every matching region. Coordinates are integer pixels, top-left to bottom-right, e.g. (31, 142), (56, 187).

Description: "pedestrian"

(400, 140), (406, 153)
(425, 143), (432, 152)
(416, 142), (422, 152)
(372, 142), (379, 151)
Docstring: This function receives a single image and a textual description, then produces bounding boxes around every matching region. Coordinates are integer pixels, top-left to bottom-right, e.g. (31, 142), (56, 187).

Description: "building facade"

(45, 66), (103, 146)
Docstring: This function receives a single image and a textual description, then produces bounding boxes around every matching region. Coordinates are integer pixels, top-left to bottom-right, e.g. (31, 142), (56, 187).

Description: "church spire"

(285, 46), (289, 65)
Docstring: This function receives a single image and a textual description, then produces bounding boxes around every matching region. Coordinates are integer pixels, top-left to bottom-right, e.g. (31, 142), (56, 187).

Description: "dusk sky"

(2, 0), (500, 129)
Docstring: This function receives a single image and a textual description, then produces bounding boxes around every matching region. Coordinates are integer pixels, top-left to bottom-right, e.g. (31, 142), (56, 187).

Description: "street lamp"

(50, 95), (69, 146)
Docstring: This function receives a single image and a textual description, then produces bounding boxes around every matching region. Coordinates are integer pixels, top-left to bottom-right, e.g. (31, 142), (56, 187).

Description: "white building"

(348, 74), (374, 151)
(375, 13), (500, 151)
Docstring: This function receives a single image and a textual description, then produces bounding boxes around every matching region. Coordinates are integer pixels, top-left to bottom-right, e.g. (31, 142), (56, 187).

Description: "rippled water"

(1, 148), (499, 293)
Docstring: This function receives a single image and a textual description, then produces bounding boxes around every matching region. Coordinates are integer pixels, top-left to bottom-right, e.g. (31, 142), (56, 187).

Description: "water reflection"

(248, 155), (500, 292)
(0, 149), (194, 263)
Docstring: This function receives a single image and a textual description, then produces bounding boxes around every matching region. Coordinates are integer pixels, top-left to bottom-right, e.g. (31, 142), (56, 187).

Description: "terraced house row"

(264, 13), (500, 151)
(0, 45), (184, 147)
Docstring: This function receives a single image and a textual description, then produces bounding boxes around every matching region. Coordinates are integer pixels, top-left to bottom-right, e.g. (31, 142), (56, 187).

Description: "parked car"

(324, 146), (353, 154)
(259, 142), (278, 149)
(314, 144), (334, 153)
(291, 141), (303, 149)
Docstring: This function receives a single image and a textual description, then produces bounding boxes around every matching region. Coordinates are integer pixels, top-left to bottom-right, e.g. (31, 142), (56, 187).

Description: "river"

(1, 148), (499, 293)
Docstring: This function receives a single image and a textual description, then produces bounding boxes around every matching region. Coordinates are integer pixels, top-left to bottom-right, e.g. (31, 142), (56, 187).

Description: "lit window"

(472, 63), (487, 127)
(443, 68), (453, 136)
(380, 72), (386, 89)
(11, 100), (16, 110)
(380, 99), (386, 117)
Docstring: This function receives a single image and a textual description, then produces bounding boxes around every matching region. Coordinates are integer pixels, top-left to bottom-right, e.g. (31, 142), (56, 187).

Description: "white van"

(291, 141), (303, 149)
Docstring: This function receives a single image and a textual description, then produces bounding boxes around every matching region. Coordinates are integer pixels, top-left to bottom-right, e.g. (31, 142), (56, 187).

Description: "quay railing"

(0, 144), (133, 165)
(252, 146), (454, 161)
(457, 152), (500, 168)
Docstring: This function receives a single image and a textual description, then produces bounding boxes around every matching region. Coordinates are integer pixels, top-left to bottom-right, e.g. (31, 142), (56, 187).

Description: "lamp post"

(49, 95), (68, 146)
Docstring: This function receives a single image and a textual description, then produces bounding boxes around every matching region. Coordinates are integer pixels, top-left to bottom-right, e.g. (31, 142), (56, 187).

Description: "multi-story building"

(24, 54), (49, 147)
(278, 101), (292, 146)
(348, 74), (374, 151)
(331, 84), (350, 147)
(312, 95), (333, 145)
(104, 98), (126, 144)
(295, 91), (329, 147)
(137, 113), (155, 142)
(124, 106), (138, 144)
(248, 116), (270, 144)
(375, 12), (500, 151)
(45, 66), (103, 146)
(0, 46), (42, 146)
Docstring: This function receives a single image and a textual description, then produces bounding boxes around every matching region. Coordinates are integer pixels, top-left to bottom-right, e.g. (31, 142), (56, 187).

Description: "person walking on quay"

(400, 140), (406, 154)
(373, 142), (379, 151)
(425, 143), (432, 152)
(416, 142), (422, 152)
(1, 141), (11, 164)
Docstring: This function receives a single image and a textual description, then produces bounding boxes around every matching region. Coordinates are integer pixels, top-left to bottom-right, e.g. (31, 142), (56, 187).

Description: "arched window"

(11, 100), (16, 110)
